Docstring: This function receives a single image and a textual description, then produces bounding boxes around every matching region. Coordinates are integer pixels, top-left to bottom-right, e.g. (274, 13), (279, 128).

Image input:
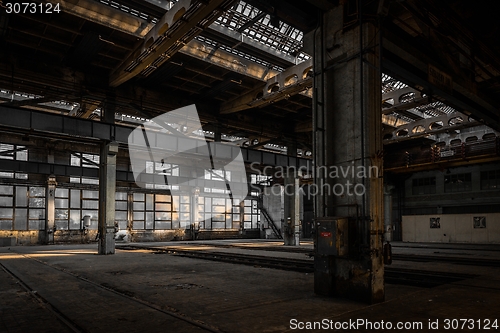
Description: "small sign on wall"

(430, 217), (441, 228)
(473, 216), (486, 229)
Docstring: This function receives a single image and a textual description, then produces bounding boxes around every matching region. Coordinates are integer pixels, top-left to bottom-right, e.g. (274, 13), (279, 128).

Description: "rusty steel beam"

(220, 58), (313, 114)
(45, 0), (154, 38)
(384, 111), (479, 143)
(41, 0), (281, 83)
(109, 0), (237, 87)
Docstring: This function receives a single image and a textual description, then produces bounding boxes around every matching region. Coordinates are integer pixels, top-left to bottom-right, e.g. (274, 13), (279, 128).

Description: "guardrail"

(385, 137), (500, 171)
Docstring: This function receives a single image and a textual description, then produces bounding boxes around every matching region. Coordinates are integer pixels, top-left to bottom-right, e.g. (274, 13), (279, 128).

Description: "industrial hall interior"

(0, 0), (499, 332)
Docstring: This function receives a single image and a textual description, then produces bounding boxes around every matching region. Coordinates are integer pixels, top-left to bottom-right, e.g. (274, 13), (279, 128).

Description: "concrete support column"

(384, 185), (394, 242)
(239, 199), (245, 234)
(311, 2), (384, 303)
(283, 172), (300, 246)
(98, 142), (118, 255)
(45, 175), (57, 244)
(127, 192), (133, 233)
(214, 124), (222, 143)
(191, 187), (200, 239)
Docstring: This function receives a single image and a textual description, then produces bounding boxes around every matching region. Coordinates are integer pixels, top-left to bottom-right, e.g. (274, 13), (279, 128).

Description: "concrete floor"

(1, 241), (499, 332)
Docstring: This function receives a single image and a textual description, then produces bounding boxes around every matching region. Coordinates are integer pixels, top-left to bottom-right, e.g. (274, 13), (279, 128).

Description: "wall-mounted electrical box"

(315, 217), (349, 256)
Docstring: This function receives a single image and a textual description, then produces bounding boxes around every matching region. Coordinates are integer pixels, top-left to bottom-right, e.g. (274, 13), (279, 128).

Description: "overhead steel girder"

(382, 87), (429, 117)
(0, 106), (311, 170)
(382, 33), (500, 131)
(1, 96), (58, 107)
(220, 58), (313, 114)
(381, 114), (409, 128)
(50, 0), (282, 83)
(46, 0), (154, 38)
(109, 0), (237, 87)
(384, 112), (478, 144)
(178, 38), (280, 81)
(201, 23), (297, 68)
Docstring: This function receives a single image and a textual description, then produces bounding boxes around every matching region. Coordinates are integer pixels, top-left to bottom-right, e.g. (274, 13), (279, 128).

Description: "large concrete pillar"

(311, 2), (384, 303)
(239, 199), (245, 235)
(384, 185), (394, 242)
(283, 172), (300, 246)
(45, 175), (57, 244)
(190, 187), (200, 239)
(98, 142), (118, 255)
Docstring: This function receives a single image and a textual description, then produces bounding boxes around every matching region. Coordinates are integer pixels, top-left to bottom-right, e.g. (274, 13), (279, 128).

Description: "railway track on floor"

(157, 243), (500, 268)
(117, 245), (476, 288)
(391, 254), (500, 267)
(1, 251), (225, 333)
(0, 261), (86, 333)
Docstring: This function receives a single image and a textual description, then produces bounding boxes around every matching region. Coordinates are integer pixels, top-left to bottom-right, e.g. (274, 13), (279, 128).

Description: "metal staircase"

(258, 197), (282, 239)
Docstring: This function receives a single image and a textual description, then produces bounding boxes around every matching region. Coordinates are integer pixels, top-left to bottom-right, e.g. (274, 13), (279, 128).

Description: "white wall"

(402, 213), (500, 243)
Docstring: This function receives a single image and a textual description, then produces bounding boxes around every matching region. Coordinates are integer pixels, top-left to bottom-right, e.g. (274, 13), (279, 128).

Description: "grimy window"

(0, 185), (45, 231)
(480, 169), (500, 190)
(412, 177), (436, 195)
(444, 173), (472, 193)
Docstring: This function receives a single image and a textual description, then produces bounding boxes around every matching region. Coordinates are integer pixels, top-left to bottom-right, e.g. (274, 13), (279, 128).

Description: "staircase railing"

(257, 197), (282, 239)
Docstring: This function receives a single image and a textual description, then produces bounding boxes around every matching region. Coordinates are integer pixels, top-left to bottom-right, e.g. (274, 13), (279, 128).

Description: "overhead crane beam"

(384, 112), (479, 144)
(179, 38), (279, 81)
(0, 105), (311, 170)
(220, 58), (313, 114)
(201, 23), (297, 68)
(109, 0), (237, 87)
(1, 96), (58, 107)
(47, 0), (282, 83)
(382, 30), (500, 132)
(46, 0), (154, 38)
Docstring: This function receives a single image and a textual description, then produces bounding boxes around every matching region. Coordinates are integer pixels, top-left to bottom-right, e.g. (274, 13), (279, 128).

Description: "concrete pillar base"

(98, 228), (116, 255)
(314, 255), (384, 304)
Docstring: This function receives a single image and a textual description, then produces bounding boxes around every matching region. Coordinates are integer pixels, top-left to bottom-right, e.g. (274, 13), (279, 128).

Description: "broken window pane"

(29, 198), (45, 208)
(29, 187), (45, 197)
